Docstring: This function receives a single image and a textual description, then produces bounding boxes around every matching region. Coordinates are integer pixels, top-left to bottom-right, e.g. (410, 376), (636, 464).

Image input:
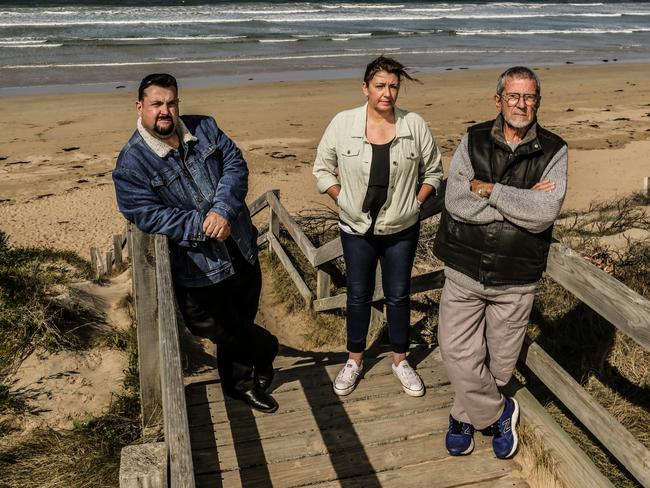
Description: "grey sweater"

(443, 123), (568, 295)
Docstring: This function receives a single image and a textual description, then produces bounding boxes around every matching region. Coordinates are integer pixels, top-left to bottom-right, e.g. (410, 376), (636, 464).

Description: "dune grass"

(0, 230), (143, 488)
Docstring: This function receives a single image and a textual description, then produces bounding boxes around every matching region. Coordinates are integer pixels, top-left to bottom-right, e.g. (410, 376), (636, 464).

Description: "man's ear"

(135, 99), (143, 116)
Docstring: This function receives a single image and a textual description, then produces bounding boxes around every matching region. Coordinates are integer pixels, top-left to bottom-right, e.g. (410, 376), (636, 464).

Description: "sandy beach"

(1, 63), (649, 258)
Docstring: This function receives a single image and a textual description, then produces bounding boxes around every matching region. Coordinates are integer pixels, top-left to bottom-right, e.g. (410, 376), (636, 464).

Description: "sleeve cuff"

(316, 175), (340, 194)
(488, 183), (503, 207)
(210, 202), (236, 222)
(421, 176), (442, 192)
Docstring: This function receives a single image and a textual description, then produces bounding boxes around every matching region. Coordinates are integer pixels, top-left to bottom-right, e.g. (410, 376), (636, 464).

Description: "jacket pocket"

(150, 167), (184, 207)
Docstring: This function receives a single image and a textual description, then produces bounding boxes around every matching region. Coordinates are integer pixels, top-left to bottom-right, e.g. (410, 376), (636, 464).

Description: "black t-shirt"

(362, 140), (392, 232)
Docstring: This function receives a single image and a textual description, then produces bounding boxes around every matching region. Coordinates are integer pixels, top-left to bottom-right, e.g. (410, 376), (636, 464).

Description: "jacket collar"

(350, 103), (413, 140)
(137, 116), (197, 158)
(491, 114), (539, 151)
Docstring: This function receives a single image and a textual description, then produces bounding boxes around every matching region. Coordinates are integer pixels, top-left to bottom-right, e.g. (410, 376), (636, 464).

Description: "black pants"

(174, 239), (278, 392)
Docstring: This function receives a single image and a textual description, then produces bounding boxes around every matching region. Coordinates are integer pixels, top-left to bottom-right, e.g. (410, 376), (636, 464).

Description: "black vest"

(434, 118), (565, 286)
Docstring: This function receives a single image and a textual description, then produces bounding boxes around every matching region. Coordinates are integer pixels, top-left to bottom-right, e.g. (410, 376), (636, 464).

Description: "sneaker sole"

(447, 437), (475, 456)
(503, 398), (520, 459)
(333, 383), (357, 396)
(392, 370), (425, 397)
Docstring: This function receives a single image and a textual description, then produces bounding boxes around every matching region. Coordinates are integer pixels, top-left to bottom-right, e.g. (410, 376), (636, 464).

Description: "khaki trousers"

(438, 278), (535, 429)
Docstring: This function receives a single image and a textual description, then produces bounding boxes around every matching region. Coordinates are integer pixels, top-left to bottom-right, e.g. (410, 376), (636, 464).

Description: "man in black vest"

(433, 67), (568, 459)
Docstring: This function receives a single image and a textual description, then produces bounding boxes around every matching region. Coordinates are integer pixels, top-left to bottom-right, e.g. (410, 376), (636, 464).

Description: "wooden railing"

(118, 188), (650, 487)
(119, 225), (195, 488)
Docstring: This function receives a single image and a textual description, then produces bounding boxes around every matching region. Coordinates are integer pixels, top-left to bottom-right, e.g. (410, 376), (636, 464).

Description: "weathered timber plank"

(105, 250), (114, 276)
(311, 451), (526, 488)
(130, 226), (162, 428)
(520, 338), (646, 486)
(187, 349), (445, 406)
(248, 189), (279, 218)
(119, 442), (167, 488)
(503, 378), (613, 488)
(316, 268), (331, 300)
(267, 345), (442, 372)
(266, 191), (317, 264)
(214, 436), (495, 487)
(154, 235), (195, 487)
(193, 408), (452, 473)
(546, 242), (650, 351)
(268, 233), (312, 307)
(90, 246), (102, 279)
(312, 237), (342, 268)
(189, 371), (450, 429)
(189, 382), (453, 438)
(256, 231), (267, 248)
(113, 234), (124, 270)
(313, 269), (445, 312)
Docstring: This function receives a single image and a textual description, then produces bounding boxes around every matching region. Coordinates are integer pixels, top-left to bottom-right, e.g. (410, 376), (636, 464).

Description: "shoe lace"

(489, 422), (502, 438)
(450, 419), (464, 434)
(337, 362), (358, 382)
(397, 363), (419, 382)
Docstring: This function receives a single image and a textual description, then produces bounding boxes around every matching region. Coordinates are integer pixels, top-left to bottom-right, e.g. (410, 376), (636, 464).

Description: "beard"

(154, 117), (175, 137)
(503, 112), (534, 130)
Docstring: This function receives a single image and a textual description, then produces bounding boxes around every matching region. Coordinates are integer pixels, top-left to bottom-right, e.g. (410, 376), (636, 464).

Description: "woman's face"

(363, 70), (400, 114)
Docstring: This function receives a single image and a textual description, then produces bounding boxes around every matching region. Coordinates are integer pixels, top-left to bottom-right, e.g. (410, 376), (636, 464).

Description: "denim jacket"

(113, 115), (258, 287)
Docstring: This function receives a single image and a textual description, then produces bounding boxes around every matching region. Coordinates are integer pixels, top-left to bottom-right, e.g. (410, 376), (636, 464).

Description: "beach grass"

(0, 233), (143, 487)
(0, 230), (97, 376)
(0, 303), (142, 488)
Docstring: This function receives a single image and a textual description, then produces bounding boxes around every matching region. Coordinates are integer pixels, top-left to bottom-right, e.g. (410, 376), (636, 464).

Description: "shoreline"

(2, 57), (650, 98)
(0, 62), (649, 257)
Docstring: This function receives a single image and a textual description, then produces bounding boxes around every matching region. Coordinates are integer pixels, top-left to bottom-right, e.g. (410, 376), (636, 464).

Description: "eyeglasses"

(500, 92), (539, 106)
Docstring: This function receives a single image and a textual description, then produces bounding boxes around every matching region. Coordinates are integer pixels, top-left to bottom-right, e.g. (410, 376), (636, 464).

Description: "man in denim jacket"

(113, 73), (279, 413)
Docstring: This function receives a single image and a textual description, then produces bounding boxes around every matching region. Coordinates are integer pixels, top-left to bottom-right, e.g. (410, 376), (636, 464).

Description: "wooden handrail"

(520, 337), (650, 486)
(154, 235), (195, 487)
(546, 242), (650, 352)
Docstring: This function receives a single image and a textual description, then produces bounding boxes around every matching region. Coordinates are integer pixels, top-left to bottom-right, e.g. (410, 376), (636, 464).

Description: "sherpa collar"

(137, 116), (197, 158)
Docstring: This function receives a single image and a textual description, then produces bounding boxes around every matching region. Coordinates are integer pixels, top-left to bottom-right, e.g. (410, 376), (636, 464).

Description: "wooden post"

(644, 176), (649, 197)
(90, 247), (103, 280)
(155, 235), (196, 487)
(316, 268), (331, 300)
(126, 226), (133, 261)
(268, 205), (280, 258)
(130, 226), (162, 429)
(119, 442), (167, 488)
(114, 234), (124, 271)
(105, 250), (114, 277)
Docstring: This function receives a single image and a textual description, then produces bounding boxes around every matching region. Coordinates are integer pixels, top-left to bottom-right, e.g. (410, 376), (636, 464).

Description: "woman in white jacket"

(313, 56), (443, 397)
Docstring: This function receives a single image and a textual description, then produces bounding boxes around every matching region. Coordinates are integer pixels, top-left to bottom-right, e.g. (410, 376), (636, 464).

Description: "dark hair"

(496, 66), (541, 97)
(363, 56), (418, 85)
(138, 73), (178, 101)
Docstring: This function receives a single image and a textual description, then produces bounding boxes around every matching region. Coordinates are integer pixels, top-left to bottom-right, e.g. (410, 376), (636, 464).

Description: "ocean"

(1, 1), (650, 93)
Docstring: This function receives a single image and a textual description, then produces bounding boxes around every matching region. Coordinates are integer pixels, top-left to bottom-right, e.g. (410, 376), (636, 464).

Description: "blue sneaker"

(445, 416), (475, 456)
(490, 397), (520, 459)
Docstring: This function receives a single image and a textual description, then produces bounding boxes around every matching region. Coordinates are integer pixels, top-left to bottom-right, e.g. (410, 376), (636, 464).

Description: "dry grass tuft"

(517, 423), (565, 488)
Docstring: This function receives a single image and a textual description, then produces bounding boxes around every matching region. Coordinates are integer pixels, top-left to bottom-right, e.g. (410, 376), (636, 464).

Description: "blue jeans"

(340, 223), (419, 354)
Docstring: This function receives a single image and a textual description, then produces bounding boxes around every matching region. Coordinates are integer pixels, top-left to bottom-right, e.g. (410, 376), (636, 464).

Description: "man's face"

(136, 85), (179, 140)
(495, 76), (539, 130)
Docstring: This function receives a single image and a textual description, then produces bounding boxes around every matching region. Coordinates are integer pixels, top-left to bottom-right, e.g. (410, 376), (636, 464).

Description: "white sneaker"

(333, 359), (363, 396)
(392, 360), (425, 397)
